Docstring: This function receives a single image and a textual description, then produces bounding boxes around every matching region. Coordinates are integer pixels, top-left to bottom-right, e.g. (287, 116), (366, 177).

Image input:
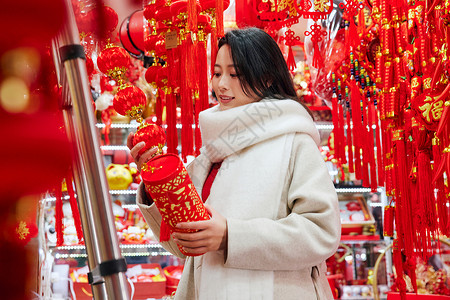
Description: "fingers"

(172, 231), (210, 254)
(173, 229), (205, 241)
(176, 220), (209, 231)
(137, 146), (159, 170)
(126, 132), (134, 150)
(181, 246), (208, 255)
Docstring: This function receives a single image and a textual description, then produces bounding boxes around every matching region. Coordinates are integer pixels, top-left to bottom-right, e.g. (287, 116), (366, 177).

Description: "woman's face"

(212, 45), (259, 111)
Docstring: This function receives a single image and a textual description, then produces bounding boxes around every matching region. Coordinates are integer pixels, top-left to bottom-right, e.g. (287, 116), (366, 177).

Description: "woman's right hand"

(126, 132), (159, 172)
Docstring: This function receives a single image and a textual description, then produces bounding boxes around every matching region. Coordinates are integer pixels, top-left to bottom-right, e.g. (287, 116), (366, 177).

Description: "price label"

(165, 31), (178, 49)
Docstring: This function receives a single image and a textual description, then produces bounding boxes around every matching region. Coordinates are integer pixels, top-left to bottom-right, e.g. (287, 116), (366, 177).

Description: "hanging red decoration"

(119, 9), (146, 58)
(80, 5), (118, 40)
(297, 0), (333, 21)
(97, 44), (131, 86)
(113, 84), (147, 123)
(280, 28), (303, 72)
(133, 122), (167, 156)
(411, 91), (446, 132)
(304, 22), (328, 69)
(14, 221), (38, 246)
(145, 65), (162, 88)
(85, 54), (95, 79)
(199, 0), (230, 75)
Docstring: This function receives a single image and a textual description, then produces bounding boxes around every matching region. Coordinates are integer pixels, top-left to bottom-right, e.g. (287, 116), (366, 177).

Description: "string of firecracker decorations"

(142, 0), (230, 160)
(321, 0), (450, 298)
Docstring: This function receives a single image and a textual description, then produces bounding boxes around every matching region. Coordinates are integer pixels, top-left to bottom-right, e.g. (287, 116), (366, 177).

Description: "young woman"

(128, 27), (340, 299)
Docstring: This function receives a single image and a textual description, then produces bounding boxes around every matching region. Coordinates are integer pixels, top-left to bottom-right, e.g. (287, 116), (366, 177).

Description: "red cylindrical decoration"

(55, 186), (64, 247)
(350, 81), (362, 179)
(383, 205), (395, 237)
(338, 98), (347, 164)
(367, 100), (378, 192)
(375, 105), (385, 186)
(141, 154), (210, 256)
(361, 94), (370, 187)
(345, 106), (354, 172)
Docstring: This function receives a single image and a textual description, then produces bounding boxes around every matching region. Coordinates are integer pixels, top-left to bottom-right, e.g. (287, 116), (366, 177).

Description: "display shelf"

(96, 123), (139, 129)
(341, 235), (381, 243)
(50, 243), (173, 259)
(335, 187), (384, 193)
(315, 122), (334, 130)
(52, 243), (164, 251)
(96, 123), (186, 129)
(109, 189), (137, 195)
(41, 191), (137, 203)
(341, 297), (387, 300)
(100, 145), (129, 151)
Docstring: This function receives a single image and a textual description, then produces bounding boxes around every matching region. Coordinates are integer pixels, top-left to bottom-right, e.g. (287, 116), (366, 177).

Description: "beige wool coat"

(137, 99), (341, 299)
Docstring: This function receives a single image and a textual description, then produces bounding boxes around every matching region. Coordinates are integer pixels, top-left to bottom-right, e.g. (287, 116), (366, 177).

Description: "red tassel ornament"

(305, 22), (327, 69)
(66, 173), (84, 243)
(384, 204), (395, 237)
(55, 186), (64, 247)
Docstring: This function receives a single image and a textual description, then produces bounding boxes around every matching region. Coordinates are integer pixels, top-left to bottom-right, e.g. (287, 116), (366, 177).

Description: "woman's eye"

(213, 72), (221, 77)
(230, 74), (239, 78)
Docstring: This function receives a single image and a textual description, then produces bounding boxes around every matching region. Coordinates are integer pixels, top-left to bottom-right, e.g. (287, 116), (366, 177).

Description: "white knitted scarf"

(199, 98), (320, 163)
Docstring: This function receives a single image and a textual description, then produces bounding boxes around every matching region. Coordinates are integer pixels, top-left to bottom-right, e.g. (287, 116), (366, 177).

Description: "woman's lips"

(219, 95), (234, 103)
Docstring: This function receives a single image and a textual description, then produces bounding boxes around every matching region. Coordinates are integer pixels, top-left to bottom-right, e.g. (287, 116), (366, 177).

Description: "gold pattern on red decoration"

(142, 154), (210, 256)
(16, 221), (30, 241)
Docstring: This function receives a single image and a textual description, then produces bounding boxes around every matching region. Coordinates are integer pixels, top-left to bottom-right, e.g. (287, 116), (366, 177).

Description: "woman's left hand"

(172, 204), (228, 255)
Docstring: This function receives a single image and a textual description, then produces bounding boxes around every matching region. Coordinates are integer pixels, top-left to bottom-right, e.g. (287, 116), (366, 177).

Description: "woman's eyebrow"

(214, 64), (235, 68)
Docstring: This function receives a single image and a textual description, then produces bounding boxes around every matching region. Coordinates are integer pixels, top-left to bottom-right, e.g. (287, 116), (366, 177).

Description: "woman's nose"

(218, 76), (229, 90)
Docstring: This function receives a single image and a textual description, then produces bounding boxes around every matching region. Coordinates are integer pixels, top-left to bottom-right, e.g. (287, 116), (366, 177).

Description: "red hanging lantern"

(97, 44), (131, 86)
(85, 54), (95, 79)
(83, 5), (118, 40)
(145, 65), (162, 88)
(133, 122), (167, 156)
(119, 10), (146, 58)
(145, 34), (162, 57)
(113, 84), (147, 122)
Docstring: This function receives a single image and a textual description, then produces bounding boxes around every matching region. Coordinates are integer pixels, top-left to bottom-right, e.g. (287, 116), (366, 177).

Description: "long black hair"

(218, 27), (298, 101)
(217, 28), (313, 118)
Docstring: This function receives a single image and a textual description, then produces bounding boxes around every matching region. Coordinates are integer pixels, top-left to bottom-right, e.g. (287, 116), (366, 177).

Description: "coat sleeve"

(136, 183), (186, 259)
(224, 133), (341, 271)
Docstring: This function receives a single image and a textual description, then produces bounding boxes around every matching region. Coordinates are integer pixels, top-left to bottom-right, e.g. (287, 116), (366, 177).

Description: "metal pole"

(53, 1), (130, 299)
